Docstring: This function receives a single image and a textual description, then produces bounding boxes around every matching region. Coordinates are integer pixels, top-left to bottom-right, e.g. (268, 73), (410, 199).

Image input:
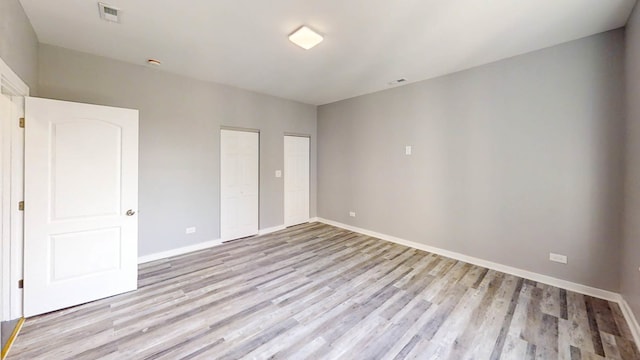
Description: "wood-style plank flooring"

(9, 223), (640, 359)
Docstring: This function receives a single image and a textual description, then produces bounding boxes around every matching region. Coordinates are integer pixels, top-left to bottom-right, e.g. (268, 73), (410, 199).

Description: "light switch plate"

(275, 170), (282, 178)
(405, 146), (412, 155)
(186, 227), (196, 234)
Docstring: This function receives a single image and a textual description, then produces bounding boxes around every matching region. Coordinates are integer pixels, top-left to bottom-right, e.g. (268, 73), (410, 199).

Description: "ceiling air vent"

(98, 3), (121, 23)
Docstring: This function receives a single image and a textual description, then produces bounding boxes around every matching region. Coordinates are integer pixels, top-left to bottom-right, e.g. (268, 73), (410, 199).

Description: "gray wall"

(0, 0), (38, 92)
(622, 3), (640, 322)
(317, 30), (625, 291)
(38, 44), (317, 256)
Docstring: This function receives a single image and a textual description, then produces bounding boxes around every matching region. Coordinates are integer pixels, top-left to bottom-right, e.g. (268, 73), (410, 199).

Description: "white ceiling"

(19, 0), (637, 105)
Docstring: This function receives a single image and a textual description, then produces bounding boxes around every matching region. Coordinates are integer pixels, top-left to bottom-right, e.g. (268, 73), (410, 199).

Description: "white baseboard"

(138, 238), (225, 264)
(258, 224), (286, 235)
(138, 224), (288, 264)
(619, 298), (640, 347)
(314, 217), (620, 302)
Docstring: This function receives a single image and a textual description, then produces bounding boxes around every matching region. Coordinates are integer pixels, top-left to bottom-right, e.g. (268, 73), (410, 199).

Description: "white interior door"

(220, 129), (259, 240)
(24, 97), (139, 317)
(284, 135), (309, 227)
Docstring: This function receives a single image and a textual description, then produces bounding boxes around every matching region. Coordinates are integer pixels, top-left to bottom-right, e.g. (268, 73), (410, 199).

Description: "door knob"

(126, 209), (136, 216)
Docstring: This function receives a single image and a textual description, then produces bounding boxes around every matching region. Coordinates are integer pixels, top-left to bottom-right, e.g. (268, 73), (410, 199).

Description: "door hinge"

(18, 279), (23, 289)
(18, 201), (24, 211)
(19, 117), (25, 128)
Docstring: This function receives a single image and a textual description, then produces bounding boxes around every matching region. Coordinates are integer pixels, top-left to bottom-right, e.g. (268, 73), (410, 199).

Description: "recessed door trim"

(221, 125), (260, 133)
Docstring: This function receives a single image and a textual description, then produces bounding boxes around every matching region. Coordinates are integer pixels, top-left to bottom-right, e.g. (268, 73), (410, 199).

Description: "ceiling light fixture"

(289, 26), (323, 50)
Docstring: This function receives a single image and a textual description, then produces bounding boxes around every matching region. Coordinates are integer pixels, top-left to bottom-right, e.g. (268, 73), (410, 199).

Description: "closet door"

(220, 129), (259, 240)
(284, 135), (309, 227)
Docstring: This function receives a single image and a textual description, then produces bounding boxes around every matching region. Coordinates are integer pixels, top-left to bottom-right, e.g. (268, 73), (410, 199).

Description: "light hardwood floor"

(8, 223), (640, 359)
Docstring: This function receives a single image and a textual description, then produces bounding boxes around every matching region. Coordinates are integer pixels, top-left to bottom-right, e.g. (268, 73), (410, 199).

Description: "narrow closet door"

(220, 129), (259, 240)
(284, 135), (309, 227)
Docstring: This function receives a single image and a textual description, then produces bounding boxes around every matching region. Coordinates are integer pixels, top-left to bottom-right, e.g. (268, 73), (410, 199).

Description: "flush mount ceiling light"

(289, 26), (323, 50)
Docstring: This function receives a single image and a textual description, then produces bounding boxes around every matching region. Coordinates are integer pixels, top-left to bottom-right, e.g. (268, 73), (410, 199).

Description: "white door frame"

(0, 56), (29, 321)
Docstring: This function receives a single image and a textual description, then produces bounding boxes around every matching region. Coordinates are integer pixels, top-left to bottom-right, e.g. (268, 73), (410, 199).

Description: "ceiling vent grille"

(98, 3), (121, 23)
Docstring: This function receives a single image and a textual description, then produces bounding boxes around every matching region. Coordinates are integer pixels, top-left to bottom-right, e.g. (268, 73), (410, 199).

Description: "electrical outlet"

(549, 253), (567, 264)
(186, 227), (196, 234)
(275, 170), (282, 178)
(349, 211), (356, 217)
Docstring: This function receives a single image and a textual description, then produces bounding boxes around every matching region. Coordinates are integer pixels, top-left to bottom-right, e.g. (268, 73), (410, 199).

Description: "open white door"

(23, 97), (138, 317)
(284, 135), (309, 227)
(220, 129), (259, 240)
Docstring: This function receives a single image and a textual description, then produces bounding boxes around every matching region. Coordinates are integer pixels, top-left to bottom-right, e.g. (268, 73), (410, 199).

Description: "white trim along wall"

(137, 224), (287, 264)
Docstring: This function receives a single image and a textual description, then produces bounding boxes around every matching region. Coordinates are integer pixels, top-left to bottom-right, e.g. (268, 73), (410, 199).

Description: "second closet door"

(284, 135), (309, 227)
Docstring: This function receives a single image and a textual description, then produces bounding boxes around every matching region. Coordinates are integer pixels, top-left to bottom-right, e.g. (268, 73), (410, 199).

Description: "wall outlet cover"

(549, 253), (568, 264)
(275, 170), (282, 178)
(349, 211), (356, 217)
(186, 227), (196, 234)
